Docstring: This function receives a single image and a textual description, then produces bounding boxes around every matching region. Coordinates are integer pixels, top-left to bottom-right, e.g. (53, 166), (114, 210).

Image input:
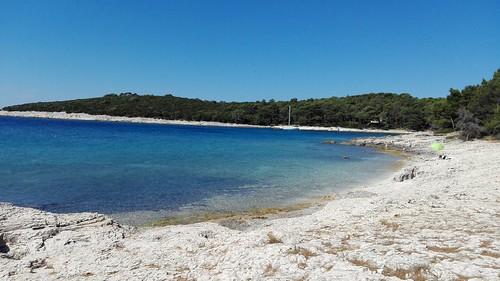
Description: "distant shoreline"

(0, 110), (409, 134)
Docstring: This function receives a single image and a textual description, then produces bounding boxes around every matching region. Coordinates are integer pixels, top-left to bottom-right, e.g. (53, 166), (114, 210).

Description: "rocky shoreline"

(1, 133), (499, 280)
(0, 110), (409, 134)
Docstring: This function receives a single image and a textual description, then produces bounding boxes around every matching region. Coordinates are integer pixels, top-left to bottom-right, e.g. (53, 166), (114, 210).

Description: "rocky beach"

(1, 133), (499, 280)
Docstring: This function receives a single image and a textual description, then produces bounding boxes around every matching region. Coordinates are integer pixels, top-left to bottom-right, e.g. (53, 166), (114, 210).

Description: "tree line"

(4, 69), (499, 139)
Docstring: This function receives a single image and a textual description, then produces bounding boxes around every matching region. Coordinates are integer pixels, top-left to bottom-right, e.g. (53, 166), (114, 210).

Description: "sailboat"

(281, 105), (299, 130)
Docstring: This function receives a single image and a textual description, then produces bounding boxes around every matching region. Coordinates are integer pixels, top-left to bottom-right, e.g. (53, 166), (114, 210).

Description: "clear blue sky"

(1, 0), (499, 107)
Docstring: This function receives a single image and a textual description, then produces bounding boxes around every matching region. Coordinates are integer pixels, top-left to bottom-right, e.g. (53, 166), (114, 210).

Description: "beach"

(0, 111), (409, 134)
(1, 132), (499, 280)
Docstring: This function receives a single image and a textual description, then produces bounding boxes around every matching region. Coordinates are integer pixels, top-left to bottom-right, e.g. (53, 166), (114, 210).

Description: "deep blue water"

(0, 117), (398, 224)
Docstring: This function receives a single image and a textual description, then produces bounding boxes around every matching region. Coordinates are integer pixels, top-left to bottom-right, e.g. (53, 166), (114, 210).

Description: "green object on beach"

(431, 143), (444, 151)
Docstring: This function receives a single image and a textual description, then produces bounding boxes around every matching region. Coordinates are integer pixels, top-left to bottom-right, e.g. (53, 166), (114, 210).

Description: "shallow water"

(0, 116), (398, 225)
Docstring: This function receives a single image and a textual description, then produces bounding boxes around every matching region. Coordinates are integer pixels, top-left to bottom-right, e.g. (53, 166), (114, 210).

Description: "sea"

(0, 116), (400, 225)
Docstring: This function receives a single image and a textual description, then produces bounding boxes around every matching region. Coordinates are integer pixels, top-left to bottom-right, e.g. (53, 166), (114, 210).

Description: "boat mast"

(288, 105), (291, 126)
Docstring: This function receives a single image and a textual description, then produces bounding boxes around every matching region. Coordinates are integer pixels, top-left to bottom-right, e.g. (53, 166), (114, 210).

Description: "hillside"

(4, 69), (499, 135)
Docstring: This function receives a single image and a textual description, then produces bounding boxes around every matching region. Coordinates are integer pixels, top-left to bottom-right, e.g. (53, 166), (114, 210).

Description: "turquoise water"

(0, 116), (398, 224)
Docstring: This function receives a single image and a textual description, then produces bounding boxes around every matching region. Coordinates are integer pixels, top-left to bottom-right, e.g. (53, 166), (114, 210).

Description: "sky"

(1, 0), (499, 107)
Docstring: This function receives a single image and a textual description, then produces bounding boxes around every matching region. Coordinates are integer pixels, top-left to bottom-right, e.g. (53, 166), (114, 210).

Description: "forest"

(4, 69), (499, 138)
